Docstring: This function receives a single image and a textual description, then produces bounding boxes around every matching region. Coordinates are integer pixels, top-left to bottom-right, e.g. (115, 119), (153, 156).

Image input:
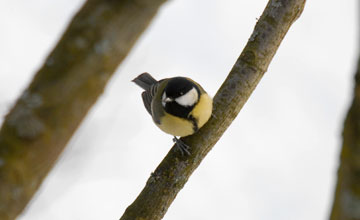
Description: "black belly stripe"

(188, 115), (198, 133)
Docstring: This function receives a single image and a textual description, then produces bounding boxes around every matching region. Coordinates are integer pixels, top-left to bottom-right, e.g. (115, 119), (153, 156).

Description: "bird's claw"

(173, 137), (191, 156)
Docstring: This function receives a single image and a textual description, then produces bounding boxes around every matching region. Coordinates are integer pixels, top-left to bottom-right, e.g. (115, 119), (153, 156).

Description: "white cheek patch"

(162, 92), (167, 107)
(175, 87), (198, 107)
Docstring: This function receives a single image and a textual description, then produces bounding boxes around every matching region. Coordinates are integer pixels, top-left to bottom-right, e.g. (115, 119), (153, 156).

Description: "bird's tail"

(132, 72), (158, 91)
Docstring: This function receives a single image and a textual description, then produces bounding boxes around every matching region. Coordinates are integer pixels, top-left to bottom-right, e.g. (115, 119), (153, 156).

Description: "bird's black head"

(162, 77), (200, 118)
(164, 77), (196, 99)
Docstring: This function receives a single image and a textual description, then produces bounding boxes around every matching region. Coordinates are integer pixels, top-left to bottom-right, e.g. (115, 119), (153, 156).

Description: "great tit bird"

(132, 72), (213, 155)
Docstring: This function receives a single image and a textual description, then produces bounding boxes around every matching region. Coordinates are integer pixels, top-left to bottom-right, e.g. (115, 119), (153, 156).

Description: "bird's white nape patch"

(175, 87), (198, 107)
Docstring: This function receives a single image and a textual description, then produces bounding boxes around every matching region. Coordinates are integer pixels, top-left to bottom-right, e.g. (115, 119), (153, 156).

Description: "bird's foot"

(173, 136), (191, 156)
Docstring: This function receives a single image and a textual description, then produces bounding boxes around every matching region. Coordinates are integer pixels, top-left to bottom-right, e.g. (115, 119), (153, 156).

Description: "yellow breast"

(156, 112), (195, 137)
(155, 93), (213, 137)
(191, 93), (213, 129)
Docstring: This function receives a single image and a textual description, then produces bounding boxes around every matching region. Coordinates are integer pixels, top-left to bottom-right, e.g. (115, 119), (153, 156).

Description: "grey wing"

(141, 83), (159, 115)
(141, 91), (152, 115)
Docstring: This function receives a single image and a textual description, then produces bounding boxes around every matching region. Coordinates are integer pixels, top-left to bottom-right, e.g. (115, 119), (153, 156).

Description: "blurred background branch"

(330, 3), (360, 218)
(0, 0), (167, 219)
(120, 0), (306, 219)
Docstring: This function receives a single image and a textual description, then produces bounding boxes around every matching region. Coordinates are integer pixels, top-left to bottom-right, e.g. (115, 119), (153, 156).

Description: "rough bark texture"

(0, 0), (167, 219)
(330, 59), (360, 220)
(120, 0), (306, 220)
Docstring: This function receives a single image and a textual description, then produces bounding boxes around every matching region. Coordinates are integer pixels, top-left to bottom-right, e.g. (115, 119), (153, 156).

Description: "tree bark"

(329, 2), (360, 219)
(329, 52), (360, 220)
(0, 0), (167, 219)
(119, 0), (306, 219)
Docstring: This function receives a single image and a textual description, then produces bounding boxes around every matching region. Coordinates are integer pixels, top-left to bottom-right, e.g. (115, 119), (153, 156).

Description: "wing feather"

(141, 83), (159, 115)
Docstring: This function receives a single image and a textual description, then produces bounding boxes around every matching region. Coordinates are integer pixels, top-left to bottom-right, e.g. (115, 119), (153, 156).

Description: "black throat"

(164, 101), (194, 119)
(164, 102), (198, 132)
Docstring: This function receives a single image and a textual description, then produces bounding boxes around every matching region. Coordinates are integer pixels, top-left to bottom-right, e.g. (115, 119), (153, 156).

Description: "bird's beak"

(165, 97), (173, 103)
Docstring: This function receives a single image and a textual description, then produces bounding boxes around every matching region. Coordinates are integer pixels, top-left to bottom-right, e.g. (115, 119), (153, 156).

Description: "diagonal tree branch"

(0, 0), (167, 219)
(120, 0), (306, 219)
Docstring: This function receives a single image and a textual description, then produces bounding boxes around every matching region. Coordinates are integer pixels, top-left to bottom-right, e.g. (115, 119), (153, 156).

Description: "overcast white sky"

(0, 0), (358, 219)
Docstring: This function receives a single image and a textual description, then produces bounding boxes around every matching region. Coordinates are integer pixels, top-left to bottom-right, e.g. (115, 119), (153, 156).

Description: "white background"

(0, 0), (357, 219)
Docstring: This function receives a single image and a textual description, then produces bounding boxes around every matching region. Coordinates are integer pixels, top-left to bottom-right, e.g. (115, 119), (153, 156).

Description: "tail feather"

(132, 72), (158, 91)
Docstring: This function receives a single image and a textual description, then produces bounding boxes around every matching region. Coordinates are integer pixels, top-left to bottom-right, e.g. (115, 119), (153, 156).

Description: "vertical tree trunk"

(330, 58), (360, 220)
(330, 3), (360, 219)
